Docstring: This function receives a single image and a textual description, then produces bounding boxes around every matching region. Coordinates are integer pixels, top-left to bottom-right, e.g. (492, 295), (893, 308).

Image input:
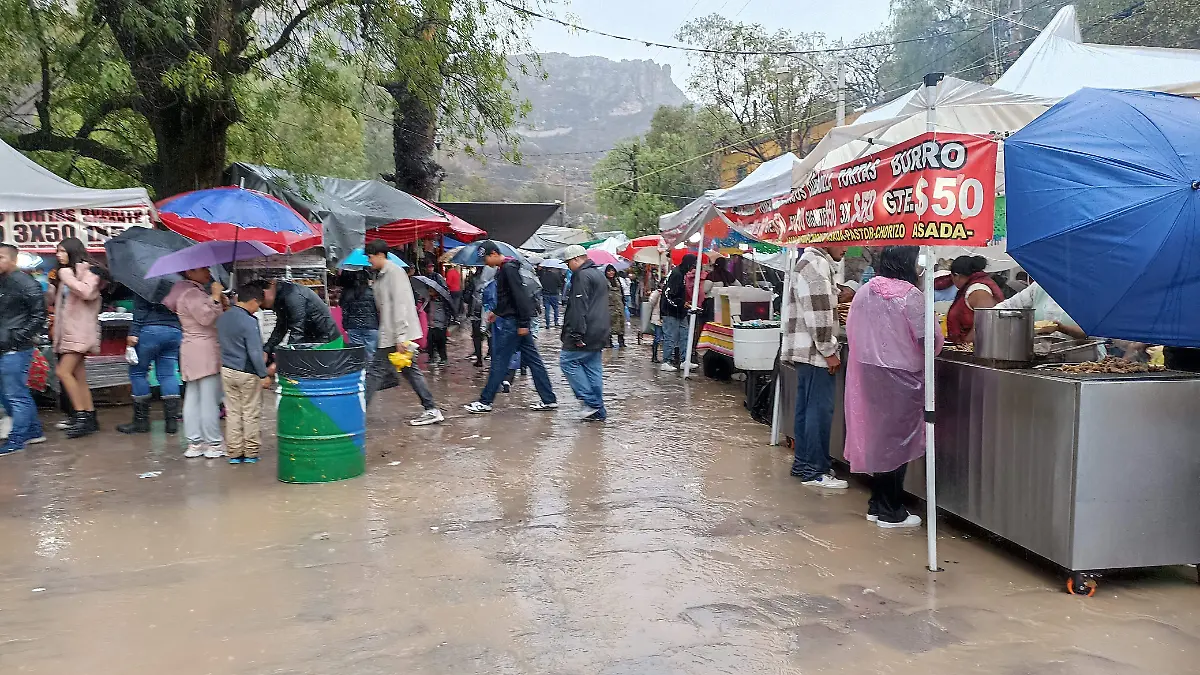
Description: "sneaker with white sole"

(410, 409), (444, 426)
(529, 401), (558, 411)
(184, 444), (206, 458)
(204, 445), (227, 459)
(576, 404), (600, 420)
(659, 362), (678, 372)
(877, 514), (922, 529)
(26, 435), (47, 445)
(800, 473), (849, 490)
(680, 361), (699, 370)
(463, 401), (493, 414)
(0, 417), (11, 440)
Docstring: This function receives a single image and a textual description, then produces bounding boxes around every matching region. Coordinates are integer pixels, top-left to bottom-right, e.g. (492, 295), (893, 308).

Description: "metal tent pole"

(923, 72), (945, 573)
(770, 245), (796, 446)
(681, 223), (708, 379)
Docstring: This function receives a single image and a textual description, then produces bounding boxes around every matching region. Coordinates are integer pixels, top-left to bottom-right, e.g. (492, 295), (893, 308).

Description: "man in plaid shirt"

(783, 244), (850, 489)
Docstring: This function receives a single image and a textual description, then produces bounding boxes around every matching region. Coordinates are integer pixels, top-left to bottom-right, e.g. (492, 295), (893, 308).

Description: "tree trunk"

(144, 100), (233, 197)
(386, 81), (441, 200)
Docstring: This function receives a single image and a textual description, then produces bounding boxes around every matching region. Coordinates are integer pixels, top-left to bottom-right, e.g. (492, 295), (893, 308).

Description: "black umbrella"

(412, 275), (453, 305)
(104, 227), (229, 303)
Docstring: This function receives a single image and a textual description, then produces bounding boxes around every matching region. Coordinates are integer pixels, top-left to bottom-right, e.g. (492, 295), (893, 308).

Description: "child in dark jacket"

(217, 281), (271, 464)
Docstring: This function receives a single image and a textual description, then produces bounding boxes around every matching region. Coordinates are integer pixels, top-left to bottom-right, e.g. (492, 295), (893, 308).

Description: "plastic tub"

(733, 326), (781, 371)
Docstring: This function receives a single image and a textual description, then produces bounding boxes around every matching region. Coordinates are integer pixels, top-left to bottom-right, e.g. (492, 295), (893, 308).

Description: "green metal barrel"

(275, 345), (367, 483)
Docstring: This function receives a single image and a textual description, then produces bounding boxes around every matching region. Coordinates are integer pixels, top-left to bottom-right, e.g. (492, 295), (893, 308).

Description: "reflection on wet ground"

(1, 336), (1198, 674)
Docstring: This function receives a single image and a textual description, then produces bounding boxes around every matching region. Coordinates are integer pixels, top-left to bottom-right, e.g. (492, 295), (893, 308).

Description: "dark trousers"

(365, 346), (436, 410)
(790, 362), (835, 480)
(471, 320), (486, 361)
(869, 463), (911, 523)
(543, 295), (560, 328)
(428, 327), (448, 361)
(479, 317), (556, 406)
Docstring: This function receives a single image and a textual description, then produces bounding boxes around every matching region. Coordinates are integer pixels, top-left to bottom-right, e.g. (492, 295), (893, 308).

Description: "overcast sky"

(529, 0), (895, 90)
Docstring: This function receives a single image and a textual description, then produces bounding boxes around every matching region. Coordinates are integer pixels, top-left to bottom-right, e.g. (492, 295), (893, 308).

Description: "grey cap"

(562, 244), (587, 261)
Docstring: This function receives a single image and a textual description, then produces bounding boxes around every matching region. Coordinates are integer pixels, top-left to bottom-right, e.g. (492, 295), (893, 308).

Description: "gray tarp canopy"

(226, 163), (447, 261)
(520, 224), (593, 252)
(436, 202), (560, 247)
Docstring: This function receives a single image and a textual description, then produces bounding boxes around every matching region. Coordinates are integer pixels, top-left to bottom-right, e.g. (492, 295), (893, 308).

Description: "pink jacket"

(52, 263), (102, 354)
(163, 280), (223, 382)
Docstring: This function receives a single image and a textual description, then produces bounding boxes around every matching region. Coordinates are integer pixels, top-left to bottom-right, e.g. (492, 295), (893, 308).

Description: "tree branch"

(14, 131), (144, 179)
(75, 96), (139, 140)
(235, 0), (341, 72)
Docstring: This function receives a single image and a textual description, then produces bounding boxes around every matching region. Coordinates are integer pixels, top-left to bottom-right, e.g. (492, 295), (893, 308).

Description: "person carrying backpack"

(464, 241), (557, 414)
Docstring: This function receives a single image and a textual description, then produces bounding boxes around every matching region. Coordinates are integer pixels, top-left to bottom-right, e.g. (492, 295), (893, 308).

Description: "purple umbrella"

(145, 240), (278, 278)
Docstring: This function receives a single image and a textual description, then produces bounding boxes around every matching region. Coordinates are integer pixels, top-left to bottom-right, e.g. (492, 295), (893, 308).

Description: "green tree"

(593, 104), (724, 237)
(1, 0), (547, 197)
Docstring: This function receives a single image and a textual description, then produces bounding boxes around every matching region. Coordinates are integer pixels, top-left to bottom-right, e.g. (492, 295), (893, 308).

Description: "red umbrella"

(618, 235), (664, 259)
(157, 187), (321, 253)
(670, 247), (720, 266)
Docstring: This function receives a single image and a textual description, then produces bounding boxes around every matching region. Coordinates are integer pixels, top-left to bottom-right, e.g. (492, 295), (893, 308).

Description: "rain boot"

(651, 341), (660, 363)
(66, 411), (95, 439)
(117, 397), (151, 434)
(163, 397), (180, 434)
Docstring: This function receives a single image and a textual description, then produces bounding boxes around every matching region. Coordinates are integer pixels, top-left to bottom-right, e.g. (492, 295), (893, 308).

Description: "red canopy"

(619, 234), (665, 259)
(364, 197), (486, 247)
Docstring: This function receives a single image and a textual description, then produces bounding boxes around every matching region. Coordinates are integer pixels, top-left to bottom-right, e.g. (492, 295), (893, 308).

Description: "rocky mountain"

(510, 53), (689, 156)
(439, 53), (689, 227)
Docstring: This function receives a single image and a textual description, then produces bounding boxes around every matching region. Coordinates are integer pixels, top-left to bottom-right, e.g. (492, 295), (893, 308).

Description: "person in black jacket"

(464, 241), (557, 414)
(537, 264), (565, 328)
(262, 279), (340, 357)
(0, 244), (48, 454)
(337, 271), (380, 363)
(558, 246), (610, 421)
(659, 253), (696, 371)
(118, 294), (183, 435)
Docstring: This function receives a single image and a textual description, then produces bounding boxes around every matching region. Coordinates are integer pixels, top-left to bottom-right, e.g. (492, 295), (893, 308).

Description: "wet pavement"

(2, 334), (1199, 674)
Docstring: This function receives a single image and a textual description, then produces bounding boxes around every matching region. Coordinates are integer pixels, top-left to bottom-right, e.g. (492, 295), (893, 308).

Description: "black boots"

(66, 410), (98, 439)
(117, 398), (152, 434)
(163, 397), (181, 434)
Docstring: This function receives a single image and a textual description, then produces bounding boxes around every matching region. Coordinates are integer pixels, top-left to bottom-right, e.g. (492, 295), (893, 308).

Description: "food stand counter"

(780, 355), (1200, 587)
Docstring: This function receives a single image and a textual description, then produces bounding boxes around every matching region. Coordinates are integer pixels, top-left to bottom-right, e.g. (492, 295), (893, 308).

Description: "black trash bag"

(745, 361), (778, 425)
(276, 345), (367, 379)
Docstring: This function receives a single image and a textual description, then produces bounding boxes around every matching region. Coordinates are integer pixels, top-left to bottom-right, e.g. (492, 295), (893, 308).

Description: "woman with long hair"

(53, 237), (105, 438)
(162, 267), (225, 458)
(337, 271), (379, 364)
(843, 246), (943, 528)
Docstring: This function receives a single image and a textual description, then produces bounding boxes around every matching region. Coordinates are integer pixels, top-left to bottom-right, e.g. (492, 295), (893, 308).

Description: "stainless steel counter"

(780, 356), (1200, 573)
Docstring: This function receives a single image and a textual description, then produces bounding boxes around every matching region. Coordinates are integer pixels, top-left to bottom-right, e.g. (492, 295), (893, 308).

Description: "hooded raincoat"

(844, 277), (943, 474)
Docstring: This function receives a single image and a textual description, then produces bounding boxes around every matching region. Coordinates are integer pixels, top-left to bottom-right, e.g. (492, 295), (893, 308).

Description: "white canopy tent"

(995, 6), (1200, 98)
(0, 138), (154, 211)
(659, 152), (803, 244)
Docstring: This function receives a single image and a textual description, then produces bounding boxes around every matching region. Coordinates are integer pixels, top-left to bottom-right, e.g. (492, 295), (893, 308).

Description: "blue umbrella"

(1006, 88), (1200, 346)
(450, 240), (526, 267)
(539, 258), (568, 270)
(338, 247), (408, 269)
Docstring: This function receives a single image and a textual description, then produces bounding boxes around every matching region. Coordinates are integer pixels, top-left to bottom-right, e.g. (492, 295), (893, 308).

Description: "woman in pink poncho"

(844, 246), (942, 529)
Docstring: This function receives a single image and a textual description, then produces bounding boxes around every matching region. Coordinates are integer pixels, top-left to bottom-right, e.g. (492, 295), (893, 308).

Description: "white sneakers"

(660, 362), (678, 372)
(801, 473), (849, 490)
(876, 514), (923, 529)
(184, 444), (225, 459)
(410, 409), (444, 426)
(463, 401), (493, 414)
(529, 401), (558, 411)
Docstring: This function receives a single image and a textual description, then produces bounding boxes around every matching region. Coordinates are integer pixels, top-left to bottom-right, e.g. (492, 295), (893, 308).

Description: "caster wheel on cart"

(1066, 573), (1097, 597)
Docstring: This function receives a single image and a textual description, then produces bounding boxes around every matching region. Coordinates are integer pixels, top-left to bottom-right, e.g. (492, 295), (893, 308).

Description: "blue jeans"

(543, 295), (560, 328)
(346, 328), (379, 365)
(0, 349), (41, 448)
(791, 362), (835, 480)
(661, 315), (689, 364)
(129, 325), (182, 398)
(560, 349), (605, 417)
(480, 317), (556, 406)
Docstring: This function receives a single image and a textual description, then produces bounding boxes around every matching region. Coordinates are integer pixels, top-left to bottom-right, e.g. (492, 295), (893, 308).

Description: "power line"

(494, 0), (987, 57)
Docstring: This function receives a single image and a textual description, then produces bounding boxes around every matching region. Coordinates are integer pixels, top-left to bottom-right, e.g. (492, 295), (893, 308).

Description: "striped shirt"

(781, 248), (840, 367)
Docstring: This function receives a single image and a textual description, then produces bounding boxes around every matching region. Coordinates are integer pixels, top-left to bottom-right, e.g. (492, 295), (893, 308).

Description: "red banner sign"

(721, 132), (998, 247)
(2, 206), (153, 252)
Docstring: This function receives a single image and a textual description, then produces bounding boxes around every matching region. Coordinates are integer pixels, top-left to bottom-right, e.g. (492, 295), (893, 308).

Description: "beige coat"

(374, 261), (422, 349)
(163, 280), (223, 382)
(52, 263), (102, 354)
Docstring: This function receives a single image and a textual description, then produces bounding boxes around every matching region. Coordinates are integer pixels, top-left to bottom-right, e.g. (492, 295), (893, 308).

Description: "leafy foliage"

(593, 105), (724, 237)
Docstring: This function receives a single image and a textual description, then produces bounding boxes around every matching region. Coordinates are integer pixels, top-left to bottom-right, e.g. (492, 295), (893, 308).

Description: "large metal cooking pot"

(974, 308), (1034, 362)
